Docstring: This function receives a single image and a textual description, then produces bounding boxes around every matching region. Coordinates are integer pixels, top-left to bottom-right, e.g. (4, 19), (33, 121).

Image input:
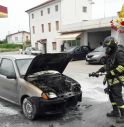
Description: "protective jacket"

(99, 45), (124, 85)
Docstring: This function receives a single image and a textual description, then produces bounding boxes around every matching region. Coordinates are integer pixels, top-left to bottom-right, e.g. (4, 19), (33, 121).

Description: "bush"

(0, 44), (23, 52)
(0, 44), (23, 49)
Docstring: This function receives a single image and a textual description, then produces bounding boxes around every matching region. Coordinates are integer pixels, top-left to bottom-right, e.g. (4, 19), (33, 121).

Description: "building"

(26, 0), (93, 53)
(7, 31), (30, 45)
(58, 17), (113, 49)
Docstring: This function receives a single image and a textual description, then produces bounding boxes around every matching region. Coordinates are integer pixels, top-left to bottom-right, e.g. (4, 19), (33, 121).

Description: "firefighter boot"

(116, 108), (124, 123)
(106, 105), (120, 117)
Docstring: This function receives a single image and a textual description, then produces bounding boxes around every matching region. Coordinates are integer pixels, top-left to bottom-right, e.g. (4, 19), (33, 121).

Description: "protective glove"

(89, 72), (99, 77)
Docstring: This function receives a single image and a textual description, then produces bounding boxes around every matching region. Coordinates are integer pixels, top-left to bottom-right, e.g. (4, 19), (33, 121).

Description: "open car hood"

(24, 53), (72, 78)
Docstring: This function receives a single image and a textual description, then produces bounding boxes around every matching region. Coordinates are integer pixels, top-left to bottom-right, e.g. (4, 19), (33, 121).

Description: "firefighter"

(91, 36), (124, 123)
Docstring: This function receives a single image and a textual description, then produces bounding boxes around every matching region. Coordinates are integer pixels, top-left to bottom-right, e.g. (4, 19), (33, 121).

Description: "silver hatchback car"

(0, 53), (82, 120)
(24, 47), (42, 55)
(86, 46), (106, 64)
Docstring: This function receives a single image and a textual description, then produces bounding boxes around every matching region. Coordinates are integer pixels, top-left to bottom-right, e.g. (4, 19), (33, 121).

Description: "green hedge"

(0, 44), (23, 52)
(0, 44), (23, 49)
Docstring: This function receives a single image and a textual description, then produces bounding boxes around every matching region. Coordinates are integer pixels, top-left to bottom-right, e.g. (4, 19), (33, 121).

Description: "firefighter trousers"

(108, 83), (124, 107)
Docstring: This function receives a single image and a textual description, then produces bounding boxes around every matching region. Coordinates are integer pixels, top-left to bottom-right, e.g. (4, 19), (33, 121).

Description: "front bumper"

(38, 92), (82, 115)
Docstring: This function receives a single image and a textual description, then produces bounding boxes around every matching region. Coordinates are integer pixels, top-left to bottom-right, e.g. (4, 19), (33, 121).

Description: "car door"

(73, 47), (82, 60)
(0, 58), (18, 103)
(80, 46), (89, 59)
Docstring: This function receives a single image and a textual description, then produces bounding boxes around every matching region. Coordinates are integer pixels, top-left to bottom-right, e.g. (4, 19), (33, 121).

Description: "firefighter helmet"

(103, 36), (117, 48)
(103, 36), (117, 55)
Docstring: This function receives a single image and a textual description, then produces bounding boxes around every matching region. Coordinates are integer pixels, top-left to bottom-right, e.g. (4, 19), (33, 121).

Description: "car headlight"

(47, 92), (57, 98)
(41, 92), (57, 100)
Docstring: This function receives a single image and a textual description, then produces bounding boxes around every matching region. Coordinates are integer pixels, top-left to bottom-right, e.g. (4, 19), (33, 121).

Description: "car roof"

(0, 54), (35, 60)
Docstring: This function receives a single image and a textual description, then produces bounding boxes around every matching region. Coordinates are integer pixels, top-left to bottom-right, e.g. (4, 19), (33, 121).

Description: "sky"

(0, 0), (123, 40)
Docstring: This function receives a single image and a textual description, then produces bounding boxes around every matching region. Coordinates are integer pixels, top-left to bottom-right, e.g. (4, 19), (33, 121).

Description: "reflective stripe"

(106, 41), (112, 46)
(119, 76), (124, 81)
(112, 102), (117, 105)
(119, 105), (124, 109)
(111, 70), (115, 76)
(108, 76), (124, 85)
(116, 65), (124, 73)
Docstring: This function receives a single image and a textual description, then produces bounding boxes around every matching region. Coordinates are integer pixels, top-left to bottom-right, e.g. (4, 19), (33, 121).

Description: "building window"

(52, 42), (57, 50)
(41, 24), (44, 33)
(48, 23), (51, 32)
(47, 8), (50, 14)
(82, 6), (87, 12)
(41, 10), (43, 16)
(15, 37), (18, 41)
(26, 36), (29, 41)
(32, 26), (35, 34)
(32, 13), (34, 19)
(55, 5), (58, 12)
(67, 40), (80, 47)
(56, 21), (59, 31)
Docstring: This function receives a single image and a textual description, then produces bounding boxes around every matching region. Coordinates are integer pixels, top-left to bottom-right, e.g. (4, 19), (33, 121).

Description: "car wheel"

(22, 97), (38, 120)
(100, 57), (105, 64)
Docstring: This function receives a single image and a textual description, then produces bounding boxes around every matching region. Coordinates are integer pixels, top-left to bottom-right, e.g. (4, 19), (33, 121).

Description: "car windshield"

(93, 46), (106, 52)
(16, 58), (33, 76)
(66, 47), (78, 52)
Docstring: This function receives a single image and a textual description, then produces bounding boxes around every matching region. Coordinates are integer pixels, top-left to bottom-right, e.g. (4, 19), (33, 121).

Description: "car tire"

(100, 57), (105, 64)
(22, 97), (38, 120)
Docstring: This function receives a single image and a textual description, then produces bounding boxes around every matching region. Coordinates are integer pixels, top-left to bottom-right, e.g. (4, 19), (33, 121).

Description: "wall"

(7, 33), (23, 44)
(28, 0), (61, 53)
(61, 0), (92, 25)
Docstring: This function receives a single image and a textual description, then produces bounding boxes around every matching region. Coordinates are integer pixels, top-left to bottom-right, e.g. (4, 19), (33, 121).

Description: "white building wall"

(61, 0), (92, 25)
(29, 0), (61, 53)
(7, 33), (23, 44)
(81, 32), (88, 46)
(27, 0), (92, 53)
(7, 32), (30, 44)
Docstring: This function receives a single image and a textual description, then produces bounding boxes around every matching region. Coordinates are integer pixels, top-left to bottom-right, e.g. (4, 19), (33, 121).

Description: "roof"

(0, 54), (35, 60)
(25, 0), (57, 12)
(7, 31), (30, 37)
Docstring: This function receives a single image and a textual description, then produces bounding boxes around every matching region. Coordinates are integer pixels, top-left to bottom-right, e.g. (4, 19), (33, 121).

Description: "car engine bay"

(27, 72), (81, 95)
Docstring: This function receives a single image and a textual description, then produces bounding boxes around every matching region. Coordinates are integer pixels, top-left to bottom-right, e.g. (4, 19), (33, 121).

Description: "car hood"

(87, 51), (105, 56)
(24, 53), (72, 78)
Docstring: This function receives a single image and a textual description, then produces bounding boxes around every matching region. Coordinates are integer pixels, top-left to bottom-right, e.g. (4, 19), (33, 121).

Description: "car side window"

(0, 58), (16, 77)
(75, 47), (80, 53)
(81, 47), (89, 52)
